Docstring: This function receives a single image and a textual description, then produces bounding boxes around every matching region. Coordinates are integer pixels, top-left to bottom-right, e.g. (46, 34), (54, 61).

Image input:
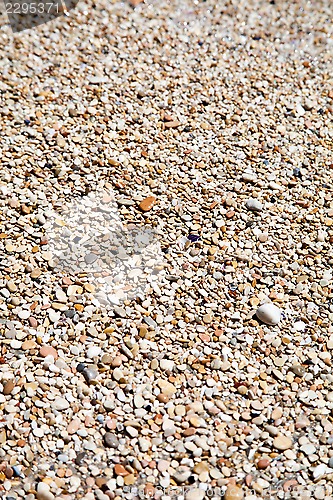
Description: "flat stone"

(160, 359), (175, 371)
(313, 463), (327, 479)
(3, 380), (15, 395)
(114, 464), (129, 476)
(273, 435), (293, 451)
(139, 196), (156, 212)
(52, 398), (70, 411)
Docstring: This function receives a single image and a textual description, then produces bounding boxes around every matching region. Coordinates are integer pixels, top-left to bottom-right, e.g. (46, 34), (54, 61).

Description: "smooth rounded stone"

(52, 398), (70, 411)
(6, 280), (17, 292)
(134, 394), (145, 408)
(139, 196), (156, 211)
(185, 488), (205, 500)
(328, 457), (333, 469)
(83, 367), (99, 384)
(30, 268), (42, 279)
(257, 459), (270, 469)
(290, 365), (306, 377)
(101, 354), (113, 365)
(126, 426), (138, 438)
(37, 482), (55, 500)
(245, 198), (263, 212)
(67, 419), (80, 434)
(84, 252), (98, 264)
(114, 464), (128, 476)
(224, 485), (244, 500)
(171, 466), (191, 484)
(138, 437), (150, 452)
(113, 368), (124, 381)
(256, 303), (281, 325)
(104, 433), (119, 448)
(273, 435), (293, 451)
(40, 346), (58, 359)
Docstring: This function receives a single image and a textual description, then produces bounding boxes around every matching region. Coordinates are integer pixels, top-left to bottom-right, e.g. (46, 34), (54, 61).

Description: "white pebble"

(256, 303), (281, 326)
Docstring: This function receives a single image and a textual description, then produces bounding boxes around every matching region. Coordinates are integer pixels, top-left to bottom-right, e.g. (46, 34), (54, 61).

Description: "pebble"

(40, 346), (58, 359)
(273, 435), (293, 451)
(139, 196), (156, 212)
(245, 199), (263, 212)
(1, 3), (332, 498)
(160, 359), (175, 371)
(83, 367), (99, 384)
(256, 303), (281, 325)
(313, 464), (327, 479)
(3, 380), (15, 395)
(114, 464), (129, 476)
(104, 433), (119, 449)
(291, 365), (306, 377)
(52, 398), (70, 411)
(224, 486), (244, 500)
(30, 268), (42, 278)
(37, 483), (55, 500)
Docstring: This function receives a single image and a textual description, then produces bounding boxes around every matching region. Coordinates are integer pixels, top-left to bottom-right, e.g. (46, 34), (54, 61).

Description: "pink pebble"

(40, 345), (58, 360)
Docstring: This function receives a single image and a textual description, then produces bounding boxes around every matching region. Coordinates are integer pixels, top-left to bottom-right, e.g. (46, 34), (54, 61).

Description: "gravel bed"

(0, 0), (333, 499)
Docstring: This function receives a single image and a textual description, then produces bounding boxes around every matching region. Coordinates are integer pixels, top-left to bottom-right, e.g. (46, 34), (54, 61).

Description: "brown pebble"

(101, 354), (113, 365)
(40, 345), (58, 359)
(245, 475), (253, 487)
(124, 474), (136, 485)
(114, 464), (129, 476)
(283, 479), (298, 492)
(3, 381), (15, 395)
(183, 427), (196, 437)
(139, 196), (156, 212)
(129, 0), (144, 6)
(4, 467), (13, 479)
(157, 393), (169, 403)
(95, 477), (108, 488)
(164, 120), (181, 128)
(257, 459), (270, 469)
(30, 268), (42, 279)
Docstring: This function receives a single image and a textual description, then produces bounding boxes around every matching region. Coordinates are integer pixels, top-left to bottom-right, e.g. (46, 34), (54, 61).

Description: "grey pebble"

(104, 432), (119, 448)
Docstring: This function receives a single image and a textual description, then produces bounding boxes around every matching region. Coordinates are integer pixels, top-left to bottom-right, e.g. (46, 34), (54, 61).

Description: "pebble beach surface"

(0, 0), (333, 499)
